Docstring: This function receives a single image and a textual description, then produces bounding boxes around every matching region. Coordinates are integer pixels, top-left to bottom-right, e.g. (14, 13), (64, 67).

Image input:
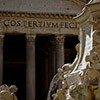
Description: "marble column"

(55, 35), (65, 69)
(26, 34), (36, 100)
(50, 38), (56, 74)
(0, 34), (4, 85)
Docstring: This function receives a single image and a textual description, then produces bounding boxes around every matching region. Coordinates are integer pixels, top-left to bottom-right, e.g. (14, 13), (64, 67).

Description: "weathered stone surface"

(0, 0), (85, 14)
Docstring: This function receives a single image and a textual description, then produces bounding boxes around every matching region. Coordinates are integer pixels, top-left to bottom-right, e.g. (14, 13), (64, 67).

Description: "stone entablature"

(0, 11), (79, 35)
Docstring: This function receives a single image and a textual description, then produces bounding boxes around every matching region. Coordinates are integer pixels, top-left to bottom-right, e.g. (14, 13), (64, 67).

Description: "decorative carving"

(68, 18), (100, 99)
(70, 84), (94, 100)
(0, 84), (18, 100)
(69, 19), (100, 100)
(55, 35), (65, 46)
(26, 34), (36, 45)
(0, 11), (76, 19)
(69, 46), (100, 100)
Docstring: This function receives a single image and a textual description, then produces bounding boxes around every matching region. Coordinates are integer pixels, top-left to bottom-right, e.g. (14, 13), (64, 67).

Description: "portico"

(0, 11), (79, 100)
(0, 0), (86, 100)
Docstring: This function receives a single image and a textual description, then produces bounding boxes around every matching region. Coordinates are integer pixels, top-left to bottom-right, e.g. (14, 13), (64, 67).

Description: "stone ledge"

(0, 11), (76, 19)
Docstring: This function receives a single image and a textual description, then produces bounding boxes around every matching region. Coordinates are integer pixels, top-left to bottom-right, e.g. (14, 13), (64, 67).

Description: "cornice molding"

(0, 11), (76, 19)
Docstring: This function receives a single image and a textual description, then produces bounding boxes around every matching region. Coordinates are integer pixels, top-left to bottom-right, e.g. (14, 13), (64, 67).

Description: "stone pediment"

(0, 0), (85, 14)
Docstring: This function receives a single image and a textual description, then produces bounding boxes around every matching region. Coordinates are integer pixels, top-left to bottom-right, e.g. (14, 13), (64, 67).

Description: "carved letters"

(0, 19), (78, 29)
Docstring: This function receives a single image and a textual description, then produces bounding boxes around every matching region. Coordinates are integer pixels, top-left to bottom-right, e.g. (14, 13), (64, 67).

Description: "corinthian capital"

(26, 34), (36, 45)
(55, 35), (65, 46)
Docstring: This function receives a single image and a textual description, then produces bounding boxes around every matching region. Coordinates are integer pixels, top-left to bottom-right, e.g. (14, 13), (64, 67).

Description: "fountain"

(47, 0), (100, 100)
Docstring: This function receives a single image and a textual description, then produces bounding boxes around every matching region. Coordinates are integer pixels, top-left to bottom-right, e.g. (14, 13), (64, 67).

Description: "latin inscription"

(0, 19), (78, 29)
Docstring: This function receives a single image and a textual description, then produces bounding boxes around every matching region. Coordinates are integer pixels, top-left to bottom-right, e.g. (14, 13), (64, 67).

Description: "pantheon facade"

(0, 0), (88, 100)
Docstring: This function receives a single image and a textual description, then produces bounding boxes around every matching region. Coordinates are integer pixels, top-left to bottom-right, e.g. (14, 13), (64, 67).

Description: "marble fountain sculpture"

(0, 84), (18, 100)
(47, 0), (100, 100)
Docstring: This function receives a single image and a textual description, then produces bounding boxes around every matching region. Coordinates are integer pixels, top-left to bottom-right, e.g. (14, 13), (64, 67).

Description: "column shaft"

(0, 34), (4, 85)
(26, 34), (36, 100)
(55, 35), (65, 69)
(50, 38), (56, 74)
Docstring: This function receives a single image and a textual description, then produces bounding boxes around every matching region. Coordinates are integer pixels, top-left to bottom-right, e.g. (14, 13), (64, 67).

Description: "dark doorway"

(36, 35), (56, 100)
(3, 34), (26, 100)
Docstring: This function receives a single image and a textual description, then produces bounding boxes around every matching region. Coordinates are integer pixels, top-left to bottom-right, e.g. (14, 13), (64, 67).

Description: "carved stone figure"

(70, 35), (100, 99)
(0, 84), (18, 100)
(9, 85), (18, 100)
(70, 84), (94, 100)
(85, 49), (100, 84)
(53, 80), (68, 100)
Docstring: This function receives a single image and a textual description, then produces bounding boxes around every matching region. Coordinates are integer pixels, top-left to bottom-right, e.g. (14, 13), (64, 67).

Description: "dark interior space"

(64, 35), (79, 63)
(3, 34), (26, 100)
(36, 35), (56, 100)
